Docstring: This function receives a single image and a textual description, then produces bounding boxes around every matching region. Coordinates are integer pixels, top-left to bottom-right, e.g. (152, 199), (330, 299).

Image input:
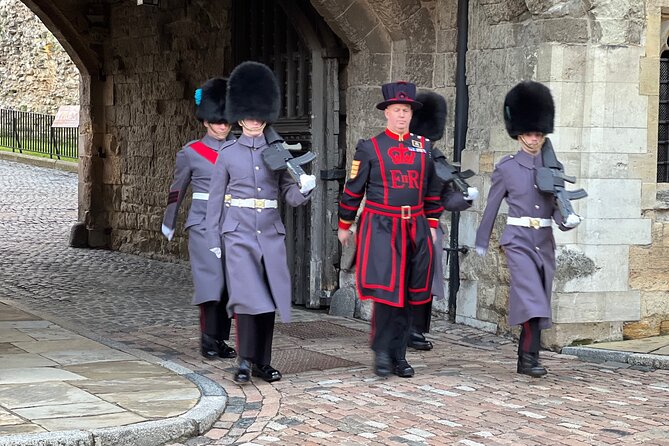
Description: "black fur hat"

(409, 91), (447, 141)
(503, 81), (554, 139)
(195, 78), (228, 123)
(225, 61), (281, 123)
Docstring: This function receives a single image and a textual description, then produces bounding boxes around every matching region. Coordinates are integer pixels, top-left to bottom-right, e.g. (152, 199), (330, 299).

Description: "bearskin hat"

(409, 91), (447, 141)
(503, 81), (554, 139)
(195, 78), (228, 123)
(225, 61), (281, 124)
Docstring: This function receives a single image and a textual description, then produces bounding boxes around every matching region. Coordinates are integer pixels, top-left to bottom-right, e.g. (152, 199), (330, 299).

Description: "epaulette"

(407, 132), (429, 153)
(496, 154), (515, 167)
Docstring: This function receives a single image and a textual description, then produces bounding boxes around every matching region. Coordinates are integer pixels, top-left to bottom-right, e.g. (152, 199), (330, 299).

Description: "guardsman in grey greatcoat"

(162, 78), (237, 360)
(407, 91), (478, 351)
(475, 81), (581, 377)
(206, 61), (316, 384)
(338, 81), (444, 378)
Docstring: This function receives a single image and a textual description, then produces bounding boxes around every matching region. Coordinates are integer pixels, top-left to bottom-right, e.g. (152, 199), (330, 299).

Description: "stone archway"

(19, 0), (108, 247)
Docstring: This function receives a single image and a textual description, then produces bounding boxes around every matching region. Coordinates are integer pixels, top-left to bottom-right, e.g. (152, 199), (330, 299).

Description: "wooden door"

(232, 0), (349, 307)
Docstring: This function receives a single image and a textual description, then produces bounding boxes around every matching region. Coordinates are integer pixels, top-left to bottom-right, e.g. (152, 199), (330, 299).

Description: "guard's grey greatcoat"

(475, 149), (571, 329)
(162, 134), (232, 305)
(431, 185), (472, 300)
(205, 134), (311, 323)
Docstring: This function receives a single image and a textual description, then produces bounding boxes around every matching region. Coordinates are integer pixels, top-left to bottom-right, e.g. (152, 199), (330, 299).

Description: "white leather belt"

(225, 196), (278, 209)
(507, 217), (552, 229)
(192, 192), (209, 200)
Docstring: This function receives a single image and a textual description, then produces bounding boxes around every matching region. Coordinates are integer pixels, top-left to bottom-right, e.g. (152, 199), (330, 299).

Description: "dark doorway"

(232, 0), (349, 307)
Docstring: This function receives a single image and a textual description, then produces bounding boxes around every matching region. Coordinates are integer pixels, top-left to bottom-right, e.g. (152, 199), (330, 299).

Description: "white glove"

(465, 187), (479, 201)
(563, 214), (582, 228)
(475, 246), (487, 257)
(299, 174), (316, 194)
(209, 247), (222, 259)
(161, 224), (175, 241)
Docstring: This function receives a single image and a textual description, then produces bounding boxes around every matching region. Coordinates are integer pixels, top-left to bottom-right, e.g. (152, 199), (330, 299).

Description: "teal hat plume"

(195, 78), (228, 123)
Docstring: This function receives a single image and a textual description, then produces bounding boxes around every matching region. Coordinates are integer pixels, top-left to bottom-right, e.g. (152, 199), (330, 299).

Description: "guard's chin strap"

(518, 134), (545, 153)
(239, 120), (266, 133)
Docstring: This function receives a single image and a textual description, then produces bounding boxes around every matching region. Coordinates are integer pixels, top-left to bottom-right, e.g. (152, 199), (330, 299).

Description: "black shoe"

(234, 359), (252, 383)
(517, 353), (547, 378)
(252, 364), (282, 382)
(374, 351), (392, 377)
(201, 334), (219, 360)
(407, 331), (433, 351)
(217, 341), (237, 359)
(392, 358), (415, 378)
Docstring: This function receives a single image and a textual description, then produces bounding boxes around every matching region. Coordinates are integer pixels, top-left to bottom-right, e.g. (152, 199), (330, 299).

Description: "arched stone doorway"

(231, 0), (350, 308)
(19, 0), (107, 247)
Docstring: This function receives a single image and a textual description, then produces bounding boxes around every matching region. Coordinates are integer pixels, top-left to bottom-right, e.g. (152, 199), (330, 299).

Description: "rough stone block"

(69, 222), (89, 248)
(552, 291), (640, 323)
(582, 127), (647, 153)
(580, 178), (641, 219)
(329, 286), (357, 318)
(355, 298), (372, 321)
(542, 321), (623, 350)
(561, 244), (629, 293)
(578, 217), (651, 245)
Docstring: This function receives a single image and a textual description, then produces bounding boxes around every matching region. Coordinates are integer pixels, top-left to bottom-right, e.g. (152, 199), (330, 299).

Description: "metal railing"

(0, 108), (78, 160)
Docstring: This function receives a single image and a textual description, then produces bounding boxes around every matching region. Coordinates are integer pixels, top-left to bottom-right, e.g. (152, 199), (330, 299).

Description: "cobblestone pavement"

(2, 159), (669, 446)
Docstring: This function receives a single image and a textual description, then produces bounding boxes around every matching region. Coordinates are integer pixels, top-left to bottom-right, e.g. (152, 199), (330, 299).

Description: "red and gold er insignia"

(350, 160), (360, 179)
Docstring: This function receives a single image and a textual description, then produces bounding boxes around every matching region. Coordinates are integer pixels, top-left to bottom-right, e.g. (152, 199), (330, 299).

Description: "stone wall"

(459, 0), (659, 348)
(0, 0), (78, 114)
(102, 0), (234, 259)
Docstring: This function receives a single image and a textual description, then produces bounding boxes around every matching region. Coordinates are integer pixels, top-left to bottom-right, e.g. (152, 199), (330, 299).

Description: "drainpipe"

(447, 0), (469, 321)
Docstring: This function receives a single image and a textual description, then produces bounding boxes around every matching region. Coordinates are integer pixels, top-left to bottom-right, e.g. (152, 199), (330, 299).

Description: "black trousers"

(371, 301), (412, 360)
(236, 312), (276, 365)
(199, 290), (232, 341)
(518, 317), (541, 355)
(411, 299), (432, 333)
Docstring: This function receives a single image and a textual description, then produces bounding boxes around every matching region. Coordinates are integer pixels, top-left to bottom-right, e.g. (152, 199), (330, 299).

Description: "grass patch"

(0, 145), (77, 162)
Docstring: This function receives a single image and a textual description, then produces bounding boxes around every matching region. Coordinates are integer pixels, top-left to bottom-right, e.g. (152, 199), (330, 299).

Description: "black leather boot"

(217, 340), (237, 359)
(234, 358), (252, 383)
(517, 352), (547, 378)
(374, 351), (392, 377)
(252, 364), (282, 382)
(201, 334), (219, 360)
(407, 330), (433, 351)
(392, 357), (415, 378)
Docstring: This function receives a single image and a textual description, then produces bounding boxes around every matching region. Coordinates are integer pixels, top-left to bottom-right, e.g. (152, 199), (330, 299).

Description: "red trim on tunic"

(360, 212), (397, 292)
(191, 141), (218, 164)
(344, 188), (364, 198)
(384, 128), (409, 141)
(371, 137), (388, 204)
(339, 202), (358, 211)
(409, 223), (433, 293)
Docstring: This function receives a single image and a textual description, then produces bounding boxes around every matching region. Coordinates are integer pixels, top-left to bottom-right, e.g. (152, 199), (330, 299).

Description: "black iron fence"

(0, 108), (78, 160)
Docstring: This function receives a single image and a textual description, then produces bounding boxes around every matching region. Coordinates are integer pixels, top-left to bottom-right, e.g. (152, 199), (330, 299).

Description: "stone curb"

(0, 150), (78, 173)
(561, 346), (669, 370)
(0, 298), (228, 446)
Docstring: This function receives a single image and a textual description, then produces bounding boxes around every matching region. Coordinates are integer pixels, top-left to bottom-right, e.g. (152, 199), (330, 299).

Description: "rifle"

(536, 138), (587, 221)
(431, 147), (475, 194)
(262, 126), (316, 186)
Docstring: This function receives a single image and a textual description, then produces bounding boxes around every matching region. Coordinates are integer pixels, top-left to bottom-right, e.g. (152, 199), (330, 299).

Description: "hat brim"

(376, 99), (423, 111)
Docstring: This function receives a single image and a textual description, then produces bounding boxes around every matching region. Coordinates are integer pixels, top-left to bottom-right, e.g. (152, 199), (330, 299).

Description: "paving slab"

(13, 401), (126, 420)
(0, 382), (101, 409)
(0, 367), (86, 385)
(33, 412), (148, 431)
(0, 353), (58, 369)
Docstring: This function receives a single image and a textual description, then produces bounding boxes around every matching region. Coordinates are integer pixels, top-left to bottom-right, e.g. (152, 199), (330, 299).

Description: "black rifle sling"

(540, 137), (563, 171)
